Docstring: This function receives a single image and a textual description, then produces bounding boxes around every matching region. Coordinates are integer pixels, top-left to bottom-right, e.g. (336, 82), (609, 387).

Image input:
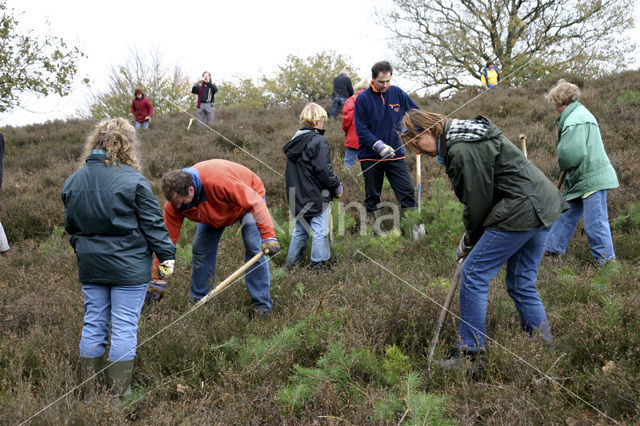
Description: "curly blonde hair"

(82, 117), (141, 171)
(546, 79), (581, 107)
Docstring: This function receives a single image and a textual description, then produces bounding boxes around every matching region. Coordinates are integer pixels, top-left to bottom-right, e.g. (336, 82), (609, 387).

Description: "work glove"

(156, 259), (175, 278)
(373, 140), (396, 159)
(145, 280), (166, 302)
(145, 115), (152, 121)
(261, 238), (280, 257)
(334, 184), (343, 199)
(457, 234), (474, 260)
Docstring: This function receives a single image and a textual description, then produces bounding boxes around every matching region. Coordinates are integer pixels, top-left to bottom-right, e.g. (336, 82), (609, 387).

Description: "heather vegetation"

(1, 71), (640, 424)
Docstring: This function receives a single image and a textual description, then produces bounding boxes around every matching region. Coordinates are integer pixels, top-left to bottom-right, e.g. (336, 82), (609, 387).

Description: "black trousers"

(360, 158), (416, 212)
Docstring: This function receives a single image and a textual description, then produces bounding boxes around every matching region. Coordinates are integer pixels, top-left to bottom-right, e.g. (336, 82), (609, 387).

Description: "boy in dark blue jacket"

(283, 103), (342, 270)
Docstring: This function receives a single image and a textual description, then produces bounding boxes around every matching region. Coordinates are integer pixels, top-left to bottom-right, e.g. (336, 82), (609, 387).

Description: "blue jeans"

(459, 226), (552, 352)
(191, 213), (272, 311)
(344, 147), (358, 170)
(286, 207), (331, 267)
(329, 97), (346, 119)
(545, 190), (615, 265)
(79, 282), (147, 361)
(134, 121), (149, 129)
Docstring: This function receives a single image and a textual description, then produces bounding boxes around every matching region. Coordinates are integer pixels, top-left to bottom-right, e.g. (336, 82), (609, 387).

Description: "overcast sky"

(1, 0), (639, 127)
(0, 0), (391, 126)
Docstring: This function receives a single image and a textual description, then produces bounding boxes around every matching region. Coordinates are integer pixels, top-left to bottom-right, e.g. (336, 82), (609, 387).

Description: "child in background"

(283, 103), (342, 270)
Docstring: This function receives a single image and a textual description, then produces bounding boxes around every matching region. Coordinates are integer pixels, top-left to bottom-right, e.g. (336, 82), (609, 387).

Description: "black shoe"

(437, 348), (485, 379)
(544, 251), (560, 257)
(252, 308), (270, 321)
(311, 261), (330, 271)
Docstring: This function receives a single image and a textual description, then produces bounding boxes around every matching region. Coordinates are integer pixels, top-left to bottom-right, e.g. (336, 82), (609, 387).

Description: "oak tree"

(380, 0), (637, 93)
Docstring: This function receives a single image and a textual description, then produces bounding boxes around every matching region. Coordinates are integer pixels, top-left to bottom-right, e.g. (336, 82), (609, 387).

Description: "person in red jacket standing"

(159, 160), (280, 317)
(341, 79), (369, 170)
(130, 88), (154, 129)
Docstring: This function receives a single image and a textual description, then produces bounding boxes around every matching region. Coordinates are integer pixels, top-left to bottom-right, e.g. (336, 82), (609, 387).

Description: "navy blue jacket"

(354, 85), (418, 160)
(62, 152), (175, 285)
(332, 74), (354, 98)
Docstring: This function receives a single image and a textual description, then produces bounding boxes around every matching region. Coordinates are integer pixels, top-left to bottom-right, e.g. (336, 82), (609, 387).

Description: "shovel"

(194, 250), (266, 308)
(427, 257), (464, 371)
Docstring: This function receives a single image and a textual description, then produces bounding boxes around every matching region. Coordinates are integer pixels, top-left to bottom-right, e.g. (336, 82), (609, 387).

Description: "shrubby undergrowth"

(1, 72), (640, 423)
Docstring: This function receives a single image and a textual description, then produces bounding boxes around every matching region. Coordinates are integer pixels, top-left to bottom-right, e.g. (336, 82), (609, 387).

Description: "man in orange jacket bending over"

(159, 159), (280, 316)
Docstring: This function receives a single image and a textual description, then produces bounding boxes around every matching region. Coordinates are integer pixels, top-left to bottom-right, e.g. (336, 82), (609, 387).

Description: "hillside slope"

(1, 72), (639, 423)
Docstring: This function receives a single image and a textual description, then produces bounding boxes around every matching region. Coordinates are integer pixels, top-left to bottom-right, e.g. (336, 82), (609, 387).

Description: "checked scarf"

(446, 116), (490, 142)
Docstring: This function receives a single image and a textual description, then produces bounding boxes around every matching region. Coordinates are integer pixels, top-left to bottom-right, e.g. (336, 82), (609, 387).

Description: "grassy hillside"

(1, 72), (640, 424)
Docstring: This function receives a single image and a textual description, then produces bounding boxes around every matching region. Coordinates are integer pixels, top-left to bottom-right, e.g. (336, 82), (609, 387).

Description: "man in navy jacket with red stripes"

(355, 61), (419, 223)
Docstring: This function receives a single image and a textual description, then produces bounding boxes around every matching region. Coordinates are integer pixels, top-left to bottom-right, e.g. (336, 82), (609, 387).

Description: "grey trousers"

(197, 102), (215, 127)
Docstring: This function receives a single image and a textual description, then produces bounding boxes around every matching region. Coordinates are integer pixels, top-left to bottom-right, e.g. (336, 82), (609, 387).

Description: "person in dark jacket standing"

(0, 132), (9, 257)
(191, 71), (218, 127)
(329, 70), (354, 119)
(400, 110), (568, 372)
(284, 103), (342, 270)
(130, 88), (154, 129)
(355, 61), (418, 225)
(544, 80), (618, 266)
(62, 118), (176, 397)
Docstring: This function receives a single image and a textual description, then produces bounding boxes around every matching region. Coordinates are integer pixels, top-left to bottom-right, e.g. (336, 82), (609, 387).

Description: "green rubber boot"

(79, 356), (103, 399)
(107, 359), (134, 397)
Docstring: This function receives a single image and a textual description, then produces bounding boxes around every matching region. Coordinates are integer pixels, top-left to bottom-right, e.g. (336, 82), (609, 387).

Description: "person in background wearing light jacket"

(62, 118), (176, 397)
(341, 79), (369, 170)
(480, 61), (501, 89)
(544, 80), (619, 266)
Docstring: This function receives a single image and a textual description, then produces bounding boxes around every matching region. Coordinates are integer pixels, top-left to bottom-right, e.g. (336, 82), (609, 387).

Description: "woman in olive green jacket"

(400, 110), (567, 371)
(544, 80), (618, 266)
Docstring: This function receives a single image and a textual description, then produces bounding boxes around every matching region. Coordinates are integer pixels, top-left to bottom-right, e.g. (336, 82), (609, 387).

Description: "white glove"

(157, 259), (175, 278)
(373, 140), (396, 159)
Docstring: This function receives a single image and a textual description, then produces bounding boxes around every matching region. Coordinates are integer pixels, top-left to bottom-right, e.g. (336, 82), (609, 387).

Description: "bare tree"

(83, 47), (192, 119)
(379, 0), (637, 93)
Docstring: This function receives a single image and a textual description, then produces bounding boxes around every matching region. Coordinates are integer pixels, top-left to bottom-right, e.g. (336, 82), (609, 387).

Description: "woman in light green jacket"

(544, 80), (618, 265)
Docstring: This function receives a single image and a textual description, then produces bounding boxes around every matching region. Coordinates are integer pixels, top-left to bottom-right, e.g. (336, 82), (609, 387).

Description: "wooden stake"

(194, 251), (266, 308)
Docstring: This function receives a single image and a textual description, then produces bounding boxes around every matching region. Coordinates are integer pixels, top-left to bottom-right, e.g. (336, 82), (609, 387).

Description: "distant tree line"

(83, 50), (357, 119)
(1, 0), (636, 116)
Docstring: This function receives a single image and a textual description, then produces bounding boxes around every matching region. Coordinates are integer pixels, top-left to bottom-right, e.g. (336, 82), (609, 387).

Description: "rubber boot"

(107, 359), (134, 397)
(79, 356), (103, 399)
